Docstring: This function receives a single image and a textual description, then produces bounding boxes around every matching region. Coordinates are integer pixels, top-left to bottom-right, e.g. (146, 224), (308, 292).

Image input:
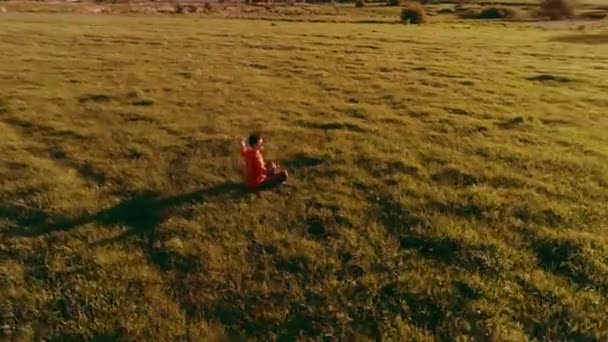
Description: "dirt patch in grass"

(300, 121), (368, 133)
(78, 93), (112, 103)
(280, 153), (325, 169)
(431, 167), (478, 187)
(132, 99), (155, 106)
(527, 74), (574, 82)
(497, 116), (526, 129)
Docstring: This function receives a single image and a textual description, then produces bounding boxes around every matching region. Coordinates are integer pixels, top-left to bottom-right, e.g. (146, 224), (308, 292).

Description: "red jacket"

(241, 147), (266, 189)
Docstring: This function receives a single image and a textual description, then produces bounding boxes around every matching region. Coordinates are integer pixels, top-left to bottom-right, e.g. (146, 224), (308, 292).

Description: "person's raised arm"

(240, 137), (247, 155)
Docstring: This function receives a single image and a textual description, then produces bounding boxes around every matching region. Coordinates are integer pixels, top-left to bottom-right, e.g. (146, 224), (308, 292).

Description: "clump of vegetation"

(477, 7), (518, 19)
(540, 0), (577, 20)
(437, 7), (455, 14)
(386, 0), (401, 7)
(459, 6), (518, 19)
(132, 98), (155, 106)
(355, 0), (365, 7)
(400, 3), (428, 24)
(175, 4), (198, 14)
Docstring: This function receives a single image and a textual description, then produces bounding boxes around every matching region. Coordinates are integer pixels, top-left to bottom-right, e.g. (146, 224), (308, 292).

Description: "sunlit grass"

(0, 13), (607, 340)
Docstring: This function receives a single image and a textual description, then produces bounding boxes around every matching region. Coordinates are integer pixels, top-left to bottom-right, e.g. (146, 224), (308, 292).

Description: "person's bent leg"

(258, 170), (288, 190)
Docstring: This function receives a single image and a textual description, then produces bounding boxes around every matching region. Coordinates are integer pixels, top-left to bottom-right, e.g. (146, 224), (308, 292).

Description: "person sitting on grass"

(241, 134), (288, 191)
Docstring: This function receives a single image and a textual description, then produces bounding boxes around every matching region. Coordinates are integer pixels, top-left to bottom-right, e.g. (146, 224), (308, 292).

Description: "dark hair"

(248, 134), (261, 147)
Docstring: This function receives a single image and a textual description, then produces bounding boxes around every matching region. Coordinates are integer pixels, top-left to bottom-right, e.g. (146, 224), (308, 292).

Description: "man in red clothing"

(241, 134), (288, 191)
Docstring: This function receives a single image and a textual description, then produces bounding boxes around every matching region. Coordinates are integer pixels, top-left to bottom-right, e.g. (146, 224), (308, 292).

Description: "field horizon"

(1, 11), (607, 341)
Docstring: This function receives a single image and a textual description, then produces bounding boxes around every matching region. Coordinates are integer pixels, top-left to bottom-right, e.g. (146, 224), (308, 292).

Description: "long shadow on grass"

(549, 33), (608, 45)
(3, 152), (327, 240)
(0, 153), (330, 338)
(1, 181), (248, 338)
(5, 182), (246, 239)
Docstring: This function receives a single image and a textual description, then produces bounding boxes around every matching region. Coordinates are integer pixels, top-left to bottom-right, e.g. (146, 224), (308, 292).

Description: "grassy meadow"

(1, 12), (608, 340)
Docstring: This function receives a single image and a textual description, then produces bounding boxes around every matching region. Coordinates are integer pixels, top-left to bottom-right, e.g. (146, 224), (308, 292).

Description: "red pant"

(257, 162), (288, 190)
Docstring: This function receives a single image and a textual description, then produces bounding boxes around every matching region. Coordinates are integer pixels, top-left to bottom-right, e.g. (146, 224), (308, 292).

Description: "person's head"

(248, 134), (263, 149)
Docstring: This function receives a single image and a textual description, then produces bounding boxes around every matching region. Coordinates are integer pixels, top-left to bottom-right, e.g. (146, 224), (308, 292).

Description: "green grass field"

(1, 12), (607, 340)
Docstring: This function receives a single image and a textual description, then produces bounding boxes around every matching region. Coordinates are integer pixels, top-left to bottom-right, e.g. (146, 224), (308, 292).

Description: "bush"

(400, 3), (428, 24)
(175, 4), (198, 14)
(355, 0), (365, 7)
(386, 0), (401, 7)
(540, 0), (577, 20)
(457, 6), (518, 19)
(477, 7), (518, 19)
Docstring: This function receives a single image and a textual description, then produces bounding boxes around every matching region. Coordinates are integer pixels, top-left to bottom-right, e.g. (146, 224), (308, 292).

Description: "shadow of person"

(6, 182), (247, 240)
(3, 152), (327, 240)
